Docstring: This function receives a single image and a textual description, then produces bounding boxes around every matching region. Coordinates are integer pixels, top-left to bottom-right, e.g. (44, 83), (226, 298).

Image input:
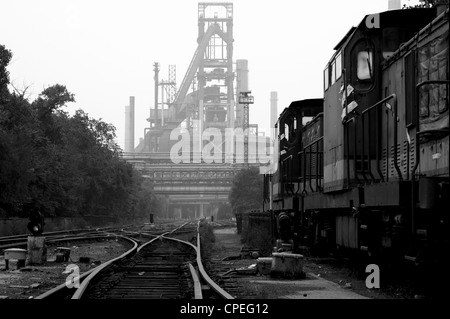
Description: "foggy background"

(1, 0), (422, 150)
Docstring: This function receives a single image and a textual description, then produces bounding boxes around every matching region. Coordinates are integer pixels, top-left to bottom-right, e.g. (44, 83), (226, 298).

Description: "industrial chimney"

(235, 60), (249, 127)
(388, 0), (401, 10)
(124, 96), (135, 153)
(270, 91), (278, 137)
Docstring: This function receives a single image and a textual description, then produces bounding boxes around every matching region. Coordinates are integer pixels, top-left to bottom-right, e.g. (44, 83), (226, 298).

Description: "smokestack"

(125, 96), (135, 153)
(235, 60), (249, 127)
(270, 92), (278, 130)
(388, 0), (401, 10)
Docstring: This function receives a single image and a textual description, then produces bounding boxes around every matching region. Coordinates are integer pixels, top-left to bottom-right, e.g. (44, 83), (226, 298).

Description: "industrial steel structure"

(124, 2), (260, 219)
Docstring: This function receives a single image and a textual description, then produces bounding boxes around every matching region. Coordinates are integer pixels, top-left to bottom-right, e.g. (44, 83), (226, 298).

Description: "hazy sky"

(1, 0), (420, 149)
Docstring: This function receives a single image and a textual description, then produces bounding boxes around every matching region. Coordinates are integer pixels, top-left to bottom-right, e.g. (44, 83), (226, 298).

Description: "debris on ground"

(0, 240), (128, 299)
(222, 255), (241, 261)
(235, 264), (257, 275)
(240, 247), (260, 259)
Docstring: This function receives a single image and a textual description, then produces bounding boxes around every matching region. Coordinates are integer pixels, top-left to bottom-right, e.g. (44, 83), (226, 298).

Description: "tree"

(0, 43), (162, 225)
(403, 0), (449, 8)
(228, 166), (263, 214)
(0, 45), (12, 100)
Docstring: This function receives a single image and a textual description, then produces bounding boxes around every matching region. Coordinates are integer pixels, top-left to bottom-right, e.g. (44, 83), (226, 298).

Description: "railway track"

(81, 236), (197, 299)
(0, 224), (139, 252)
(36, 220), (235, 299)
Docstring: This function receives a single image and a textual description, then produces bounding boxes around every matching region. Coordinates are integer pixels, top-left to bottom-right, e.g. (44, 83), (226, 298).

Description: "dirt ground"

(0, 239), (128, 299)
(209, 227), (421, 299)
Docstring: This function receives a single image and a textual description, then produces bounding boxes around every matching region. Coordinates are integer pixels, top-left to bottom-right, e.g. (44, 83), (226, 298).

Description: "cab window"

(357, 51), (373, 80)
(336, 52), (342, 80)
(331, 60), (336, 84)
(324, 66), (330, 91)
(351, 39), (375, 91)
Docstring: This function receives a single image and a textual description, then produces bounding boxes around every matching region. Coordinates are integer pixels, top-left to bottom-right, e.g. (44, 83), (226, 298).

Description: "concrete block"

(56, 247), (71, 262)
(271, 252), (305, 279)
(4, 248), (27, 270)
(256, 257), (272, 275)
(26, 236), (47, 265)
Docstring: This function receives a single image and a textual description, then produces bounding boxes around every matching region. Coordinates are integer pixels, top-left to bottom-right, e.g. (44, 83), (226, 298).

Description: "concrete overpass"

(122, 152), (250, 219)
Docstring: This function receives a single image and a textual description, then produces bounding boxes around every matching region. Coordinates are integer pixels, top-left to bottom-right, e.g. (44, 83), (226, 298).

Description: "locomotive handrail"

(302, 137), (323, 193)
(345, 94), (401, 184)
(297, 150), (303, 194)
(281, 155), (294, 196)
(298, 113), (324, 194)
(301, 148), (308, 194)
(343, 117), (361, 185)
(364, 109), (377, 182)
(361, 94), (401, 181)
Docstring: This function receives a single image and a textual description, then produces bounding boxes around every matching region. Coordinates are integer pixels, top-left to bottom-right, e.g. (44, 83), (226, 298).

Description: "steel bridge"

(123, 152), (253, 219)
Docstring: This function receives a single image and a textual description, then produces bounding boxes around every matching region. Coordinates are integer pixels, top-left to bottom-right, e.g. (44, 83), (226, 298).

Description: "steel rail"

(34, 235), (137, 299)
(71, 235), (139, 299)
(71, 222), (191, 299)
(188, 263), (203, 299)
(1, 230), (132, 251)
(70, 220), (234, 299)
(0, 224), (137, 247)
(196, 221), (234, 299)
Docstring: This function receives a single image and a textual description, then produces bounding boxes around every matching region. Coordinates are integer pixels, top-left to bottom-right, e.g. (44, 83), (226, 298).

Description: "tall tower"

(195, 2), (234, 132)
(388, 0), (401, 10)
(270, 91), (278, 132)
(235, 59), (249, 128)
(135, 2), (240, 154)
(124, 96), (135, 153)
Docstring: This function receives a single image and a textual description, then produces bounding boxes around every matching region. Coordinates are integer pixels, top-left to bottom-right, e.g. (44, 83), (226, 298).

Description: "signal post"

(26, 210), (47, 265)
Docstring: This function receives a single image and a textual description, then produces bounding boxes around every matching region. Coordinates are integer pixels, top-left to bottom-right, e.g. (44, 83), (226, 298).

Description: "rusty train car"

(264, 6), (449, 265)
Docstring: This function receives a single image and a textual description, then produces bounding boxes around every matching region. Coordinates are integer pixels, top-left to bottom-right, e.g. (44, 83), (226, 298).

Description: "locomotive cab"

(262, 6), (448, 266)
(271, 99), (323, 210)
(264, 99), (322, 248)
(323, 8), (437, 192)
